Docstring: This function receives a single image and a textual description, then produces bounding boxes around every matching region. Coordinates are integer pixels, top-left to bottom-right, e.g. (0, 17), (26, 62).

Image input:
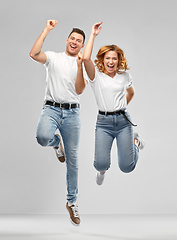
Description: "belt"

(45, 101), (79, 109)
(99, 110), (137, 126)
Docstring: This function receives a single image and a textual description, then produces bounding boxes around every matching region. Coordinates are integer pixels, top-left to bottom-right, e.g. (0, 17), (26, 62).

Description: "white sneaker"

(54, 134), (65, 163)
(134, 133), (145, 150)
(96, 172), (105, 185)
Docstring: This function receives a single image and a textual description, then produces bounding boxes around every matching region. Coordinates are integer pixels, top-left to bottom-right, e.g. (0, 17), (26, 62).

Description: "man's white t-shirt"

(89, 70), (132, 112)
(43, 51), (87, 104)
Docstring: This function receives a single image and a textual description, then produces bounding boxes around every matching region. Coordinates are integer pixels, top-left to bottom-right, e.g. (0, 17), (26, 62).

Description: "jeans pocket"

(69, 108), (80, 114)
(42, 104), (53, 110)
(97, 114), (106, 120)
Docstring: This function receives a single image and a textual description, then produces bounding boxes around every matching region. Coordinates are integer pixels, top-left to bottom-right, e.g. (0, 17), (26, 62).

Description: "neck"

(65, 50), (77, 57)
(104, 70), (116, 78)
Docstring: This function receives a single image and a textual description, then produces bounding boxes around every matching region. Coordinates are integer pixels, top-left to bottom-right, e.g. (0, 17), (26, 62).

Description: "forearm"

(83, 34), (96, 61)
(126, 93), (134, 105)
(83, 34), (96, 80)
(30, 28), (50, 58)
(75, 65), (86, 95)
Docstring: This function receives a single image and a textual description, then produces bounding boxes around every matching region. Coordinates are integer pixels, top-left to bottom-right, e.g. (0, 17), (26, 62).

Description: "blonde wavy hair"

(94, 45), (129, 74)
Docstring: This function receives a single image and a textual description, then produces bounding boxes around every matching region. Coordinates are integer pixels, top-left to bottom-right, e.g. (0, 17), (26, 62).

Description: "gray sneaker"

(134, 133), (145, 150)
(96, 172), (105, 185)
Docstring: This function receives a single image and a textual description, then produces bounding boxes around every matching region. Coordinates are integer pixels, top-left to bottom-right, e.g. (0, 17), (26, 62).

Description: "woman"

(83, 22), (144, 185)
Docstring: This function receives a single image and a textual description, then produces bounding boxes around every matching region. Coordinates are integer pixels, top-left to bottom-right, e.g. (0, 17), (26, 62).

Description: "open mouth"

(107, 64), (114, 69)
(70, 44), (77, 50)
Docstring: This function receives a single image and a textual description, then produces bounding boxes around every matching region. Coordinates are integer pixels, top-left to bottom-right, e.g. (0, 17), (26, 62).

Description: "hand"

(45, 20), (58, 31)
(92, 22), (103, 36)
(77, 51), (83, 67)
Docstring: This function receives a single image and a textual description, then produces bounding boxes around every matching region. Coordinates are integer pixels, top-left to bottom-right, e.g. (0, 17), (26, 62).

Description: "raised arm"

(83, 22), (103, 80)
(75, 51), (87, 95)
(29, 20), (58, 64)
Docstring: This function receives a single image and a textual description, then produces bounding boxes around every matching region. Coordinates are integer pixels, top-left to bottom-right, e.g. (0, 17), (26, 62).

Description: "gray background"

(0, 0), (176, 215)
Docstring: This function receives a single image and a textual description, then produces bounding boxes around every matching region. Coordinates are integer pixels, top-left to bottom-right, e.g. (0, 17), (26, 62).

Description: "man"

(30, 20), (87, 226)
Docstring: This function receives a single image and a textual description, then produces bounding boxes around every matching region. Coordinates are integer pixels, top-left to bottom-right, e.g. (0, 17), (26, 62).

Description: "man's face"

(66, 32), (85, 57)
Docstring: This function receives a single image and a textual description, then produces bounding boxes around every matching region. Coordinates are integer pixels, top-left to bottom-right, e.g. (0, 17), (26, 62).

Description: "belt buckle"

(68, 103), (71, 109)
(59, 103), (63, 109)
(53, 102), (56, 107)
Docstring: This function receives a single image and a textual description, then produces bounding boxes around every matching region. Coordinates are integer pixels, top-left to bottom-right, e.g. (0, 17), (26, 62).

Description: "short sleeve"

(126, 72), (133, 89)
(43, 51), (54, 67)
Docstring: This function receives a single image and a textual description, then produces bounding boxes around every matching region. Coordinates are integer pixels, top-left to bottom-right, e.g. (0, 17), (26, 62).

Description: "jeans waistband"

(98, 110), (137, 127)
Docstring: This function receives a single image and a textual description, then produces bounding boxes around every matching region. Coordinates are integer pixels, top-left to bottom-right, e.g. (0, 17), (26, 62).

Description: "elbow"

(83, 55), (90, 63)
(29, 51), (35, 60)
(75, 85), (85, 95)
(76, 89), (83, 95)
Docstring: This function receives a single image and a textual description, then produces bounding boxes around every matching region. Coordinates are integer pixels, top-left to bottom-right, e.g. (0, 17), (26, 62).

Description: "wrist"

(43, 28), (51, 34)
(77, 64), (83, 69)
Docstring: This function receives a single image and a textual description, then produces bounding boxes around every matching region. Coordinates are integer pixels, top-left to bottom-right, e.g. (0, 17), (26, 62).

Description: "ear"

(81, 43), (85, 49)
(66, 38), (69, 43)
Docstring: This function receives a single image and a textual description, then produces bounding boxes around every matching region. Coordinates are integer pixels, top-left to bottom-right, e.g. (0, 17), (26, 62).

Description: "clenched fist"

(45, 20), (58, 31)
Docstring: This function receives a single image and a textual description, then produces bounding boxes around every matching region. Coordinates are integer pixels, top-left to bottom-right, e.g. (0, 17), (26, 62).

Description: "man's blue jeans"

(94, 111), (139, 173)
(36, 105), (80, 204)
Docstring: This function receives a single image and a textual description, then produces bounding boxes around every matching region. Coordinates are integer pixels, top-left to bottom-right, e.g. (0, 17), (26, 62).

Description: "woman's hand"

(91, 22), (103, 36)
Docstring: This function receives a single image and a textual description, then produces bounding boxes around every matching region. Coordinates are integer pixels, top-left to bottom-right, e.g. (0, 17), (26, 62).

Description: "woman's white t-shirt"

(43, 51), (87, 104)
(89, 70), (132, 112)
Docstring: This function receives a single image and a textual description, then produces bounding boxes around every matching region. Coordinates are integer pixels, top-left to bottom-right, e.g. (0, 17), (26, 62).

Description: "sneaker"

(96, 172), (105, 185)
(66, 202), (80, 226)
(134, 133), (145, 150)
(54, 134), (65, 163)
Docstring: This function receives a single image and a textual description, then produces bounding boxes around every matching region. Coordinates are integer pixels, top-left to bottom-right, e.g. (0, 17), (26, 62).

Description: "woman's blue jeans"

(94, 111), (139, 173)
(36, 105), (80, 204)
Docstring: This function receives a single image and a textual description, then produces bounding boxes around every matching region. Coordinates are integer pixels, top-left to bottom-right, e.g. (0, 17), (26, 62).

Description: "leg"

(116, 114), (139, 173)
(94, 115), (114, 172)
(59, 108), (81, 204)
(36, 105), (61, 147)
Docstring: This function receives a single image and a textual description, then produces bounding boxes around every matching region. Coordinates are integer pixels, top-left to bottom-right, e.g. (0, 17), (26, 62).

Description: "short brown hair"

(68, 28), (85, 43)
(94, 45), (129, 74)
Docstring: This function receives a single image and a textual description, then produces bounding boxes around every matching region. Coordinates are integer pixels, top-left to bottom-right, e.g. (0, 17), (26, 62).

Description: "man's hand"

(77, 51), (83, 67)
(45, 20), (58, 31)
(92, 22), (103, 36)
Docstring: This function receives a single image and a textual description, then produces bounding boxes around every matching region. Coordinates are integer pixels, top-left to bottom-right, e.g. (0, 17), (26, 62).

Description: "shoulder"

(120, 71), (132, 81)
(121, 71), (131, 77)
(89, 69), (103, 83)
(45, 51), (63, 59)
(44, 51), (63, 65)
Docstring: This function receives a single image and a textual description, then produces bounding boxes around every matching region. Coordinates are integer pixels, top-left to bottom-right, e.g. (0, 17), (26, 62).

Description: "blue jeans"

(94, 111), (139, 173)
(36, 105), (80, 204)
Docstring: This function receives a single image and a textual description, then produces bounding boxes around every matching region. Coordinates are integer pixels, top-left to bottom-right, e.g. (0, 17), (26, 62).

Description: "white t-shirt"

(89, 70), (132, 112)
(43, 51), (87, 104)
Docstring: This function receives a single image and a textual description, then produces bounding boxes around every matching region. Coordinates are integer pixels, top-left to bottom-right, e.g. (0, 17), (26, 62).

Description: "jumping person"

(83, 22), (144, 185)
(30, 20), (87, 226)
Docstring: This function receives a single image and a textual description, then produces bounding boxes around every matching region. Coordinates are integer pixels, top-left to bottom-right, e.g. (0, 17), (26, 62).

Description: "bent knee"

(94, 161), (110, 172)
(119, 163), (135, 173)
(36, 133), (53, 147)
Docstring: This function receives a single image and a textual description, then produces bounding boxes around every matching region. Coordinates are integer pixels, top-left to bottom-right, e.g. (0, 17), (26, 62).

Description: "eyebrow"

(70, 35), (83, 42)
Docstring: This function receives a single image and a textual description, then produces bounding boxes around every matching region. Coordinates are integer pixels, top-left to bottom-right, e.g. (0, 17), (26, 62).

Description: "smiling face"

(66, 32), (85, 57)
(103, 51), (118, 78)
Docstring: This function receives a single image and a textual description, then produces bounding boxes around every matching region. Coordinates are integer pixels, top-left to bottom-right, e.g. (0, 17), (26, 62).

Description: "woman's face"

(103, 51), (118, 78)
